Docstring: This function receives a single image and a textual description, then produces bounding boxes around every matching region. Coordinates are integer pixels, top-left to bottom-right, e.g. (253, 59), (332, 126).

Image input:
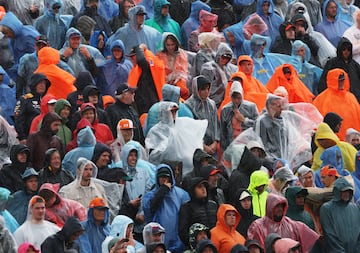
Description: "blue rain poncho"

(142, 164), (190, 252)
(107, 5), (162, 55)
(79, 0), (118, 22)
(96, 40), (133, 96)
(34, 0), (68, 50)
(351, 151), (360, 201)
(0, 67), (16, 125)
(140, 0), (154, 19)
(337, 0), (358, 25)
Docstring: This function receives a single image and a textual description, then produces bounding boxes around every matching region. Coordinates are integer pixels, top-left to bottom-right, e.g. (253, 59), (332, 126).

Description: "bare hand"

(135, 213), (144, 223)
(164, 182), (172, 189)
(130, 197), (141, 207)
(79, 46), (91, 59)
(233, 109), (245, 122)
(62, 47), (73, 58)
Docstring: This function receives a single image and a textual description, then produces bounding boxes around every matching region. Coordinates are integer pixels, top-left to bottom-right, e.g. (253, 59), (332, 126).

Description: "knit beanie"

(77, 15), (96, 41)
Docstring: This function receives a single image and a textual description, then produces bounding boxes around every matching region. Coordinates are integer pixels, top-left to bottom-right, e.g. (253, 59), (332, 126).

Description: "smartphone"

(138, 194), (142, 198)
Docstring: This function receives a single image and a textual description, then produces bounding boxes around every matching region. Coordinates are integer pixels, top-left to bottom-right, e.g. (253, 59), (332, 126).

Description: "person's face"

(127, 150), (138, 167)
(25, 176), (38, 192)
(295, 195), (305, 206)
(126, 223), (133, 238)
(194, 183), (207, 198)
(161, 5), (169, 16)
(165, 38), (177, 54)
(350, 135), (360, 145)
(202, 247), (215, 253)
(338, 79), (345, 90)
(60, 105), (71, 119)
(123, 0), (134, 16)
(333, 122), (342, 133)
(296, 47), (306, 61)
(356, 13), (360, 29)
(47, 103), (56, 113)
(93, 207), (107, 222)
(97, 152), (110, 168)
(17, 152), (28, 163)
(207, 174), (218, 188)
(113, 242), (128, 253)
(26, 248), (37, 253)
(152, 233), (163, 242)
(239, 60), (253, 75)
(219, 55), (231, 66)
(41, 190), (56, 207)
(70, 231), (83, 242)
(121, 90), (135, 105)
(88, 94), (99, 105)
(50, 151), (61, 170)
(285, 29), (295, 40)
(158, 175), (171, 186)
(82, 163), (93, 181)
(50, 120), (61, 134)
(340, 189), (352, 202)
(231, 92), (243, 107)
(342, 45), (351, 60)
(201, 18), (215, 31)
(97, 34), (105, 49)
(326, 1), (338, 19)
(269, 98), (282, 117)
(273, 203), (285, 221)
(35, 80), (47, 94)
(136, 14), (145, 26)
(248, 246), (261, 253)
(52, 4), (61, 14)
(224, 210), (237, 227)
(294, 21), (306, 35)
(301, 171), (314, 187)
(196, 230), (208, 243)
(35, 42), (48, 53)
(120, 129), (133, 143)
(153, 246), (165, 253)
(226, 31), (236, 46)
(251, 148), (265, 158)
(262, 1), (270, 14)
(317, 138), (336, 149)
(113, 47), (123, 61)
(0, 26), (14, 38)
(31, 202), (46, 221)
(82, 109), (95, 124)
(255, 184), (266, 194)
(240, 197), (252, 210)
(69, 36), (81, 49)
(198, 86), (210, 100)
(320, 174), (336, 187)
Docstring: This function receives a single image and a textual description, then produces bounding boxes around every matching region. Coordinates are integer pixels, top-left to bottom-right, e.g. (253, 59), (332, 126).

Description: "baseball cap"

(152, 225), (166, 234)
(115, 83), (136, 95)
(157, 167), (171, 178)
(80, 102), (96, 113)
(136, 7), (147, 15)
(89, 197), (109, 209)
(126, 46), (137, 57)
(119, 119), (134, 130)
(36, 35), (49, 45)
(69, 31), (81, 39)
(285, 23), (295, 31)
(273, 167), (297, 182)
(29, 195), (46, 206)
(239, 190), (252, 201)
(209, 169), (221, 176)
(22, 167), (39, 180)
(47, 98), (57, 104)
(320, 165), (341, 178)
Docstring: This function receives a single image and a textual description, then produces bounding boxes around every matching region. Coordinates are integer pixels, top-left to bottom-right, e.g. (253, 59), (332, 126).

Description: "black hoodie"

(318, 37), (360, 103)
(91, 142), (112, 180)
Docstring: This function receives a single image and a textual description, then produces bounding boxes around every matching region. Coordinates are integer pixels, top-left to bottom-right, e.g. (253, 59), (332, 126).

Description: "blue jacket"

(223, 22), (250, 58)
(315, 0), (351, 47)
(142, 164), (190, 252)
(96, 40), (132, 96)
(0, 67), (16, 125)
(77, 207), (111, 253)
(6, 189), (35, 226)
(0, 12), (39, 63)
(351, 151), (360, 201)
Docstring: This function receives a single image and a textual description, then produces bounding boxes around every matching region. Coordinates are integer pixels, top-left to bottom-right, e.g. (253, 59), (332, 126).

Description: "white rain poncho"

(146, 101), (207, 175)
(0, 116), (18, 169)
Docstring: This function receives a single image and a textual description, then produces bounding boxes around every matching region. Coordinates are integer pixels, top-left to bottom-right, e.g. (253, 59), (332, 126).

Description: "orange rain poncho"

(266, 63), (314, 103)
(313, 68), (360, 141)
(34, 47), (76, 99)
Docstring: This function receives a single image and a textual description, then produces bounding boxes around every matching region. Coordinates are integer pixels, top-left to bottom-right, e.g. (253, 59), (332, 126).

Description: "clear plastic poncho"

(0, 116), (19, 168)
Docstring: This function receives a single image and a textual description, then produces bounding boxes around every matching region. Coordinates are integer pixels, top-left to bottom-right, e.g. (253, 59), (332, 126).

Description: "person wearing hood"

(220, 81), (258, 152)
(41, 216), (84, 252)
(343, 9), (360, 64)
(70, 0), (112, 37)
(145, 84), (193, 135)
(185, 75), (220, 157)
(7, 167), (39, 225)
(120, 143), (152, 241)
(108, 5), (162, 55)
(312, 122), (357, 172)
(318, 37), (360, 103)
(0, 216), (18, 253)
(196, 239), (218, 253)
(247, 170), (269, 217)
(14, 195), (60, 249)
(184, 223), (211, 253)
(313, 68), (360, 141)
(266, 64), (314, 103)
(54, 99), (72, 149)
(102, 215), (142, 253)
(137, 222), (167, 253)
(230, 189), (259, 238)
(286, 0), (322, 28)
(145, 0), (182, 44)
(34, 0), (67, 50)
(273, 238), (302, 253)
(268, 167), (298, 196)
(18, 243), (39, 253)
(67, 70), (95, 116)
(38, 148), (74, 187)
(77, 197), (111, 253)
(285, 187), (315, 230)
(181, 1), (211, 49)
(97, 39), (133, 97)
(271, 21), (296, 55)
(315, 0), (350, 47)
(143, 164), (190, 252)
(26, 112), (64, 171)
(247, 193), (319, 252)
(14, 73), (50, 143)
(351, 151), (360, 201)
(91, 142), (112, 180)
(34, 46), (76, 100)
(179, 177), (218, 248)
(63, 124), (96, 175)
(297, 165), (315, 187)
(0, 66), (16, 125)
(264, 233), (281, 253)
(0, 187), (19, 233)
(320, 177), (360, 252)
(29, 94), (57, 134)
(59, 157), (107, 208)
(200, 42), (237, 108)
(0, 144), (30, 193)
(345, 128), (360, 148)
(199, 164), (226, 205)
(156, 33), (190, 100)
(38, 182), (86, 227)
(60, 27), (105, 78)
(210, 204), (245, 253)
(290, 40), (322, 95)
(109, 0), (135, 32)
